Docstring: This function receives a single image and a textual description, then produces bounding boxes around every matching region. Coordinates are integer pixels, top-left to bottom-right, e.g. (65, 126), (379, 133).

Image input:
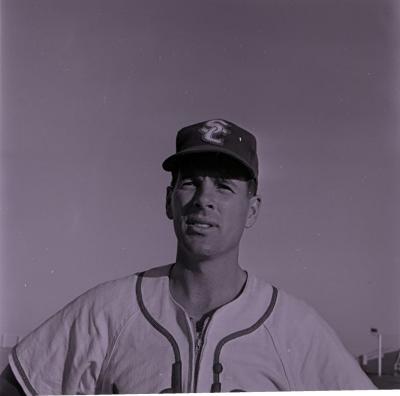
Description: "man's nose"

(193, 181), (216, 210)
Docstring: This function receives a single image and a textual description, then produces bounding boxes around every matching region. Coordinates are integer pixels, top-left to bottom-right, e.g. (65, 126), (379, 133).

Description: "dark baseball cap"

(162, 119), (258, 180)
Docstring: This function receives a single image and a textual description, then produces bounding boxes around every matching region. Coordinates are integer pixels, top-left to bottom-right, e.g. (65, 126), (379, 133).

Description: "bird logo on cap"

(199, 119), (230, 145)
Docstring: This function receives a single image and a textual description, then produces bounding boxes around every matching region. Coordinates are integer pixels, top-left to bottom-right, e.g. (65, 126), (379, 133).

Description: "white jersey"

(10, 264), (375, 394)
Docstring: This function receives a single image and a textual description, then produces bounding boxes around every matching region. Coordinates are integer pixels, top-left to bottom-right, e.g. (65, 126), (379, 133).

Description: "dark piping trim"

(11, 348), (38, 396)
(211, 286), (278, 392)
(135, 272), (182, 392)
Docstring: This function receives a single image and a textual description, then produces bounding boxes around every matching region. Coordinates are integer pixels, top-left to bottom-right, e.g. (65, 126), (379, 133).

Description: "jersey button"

(213, 362), (223, 374)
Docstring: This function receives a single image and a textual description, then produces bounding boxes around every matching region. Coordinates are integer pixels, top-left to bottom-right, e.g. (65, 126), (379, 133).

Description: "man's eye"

(218, 183), (233, 192)
(180, 180), (194, 187)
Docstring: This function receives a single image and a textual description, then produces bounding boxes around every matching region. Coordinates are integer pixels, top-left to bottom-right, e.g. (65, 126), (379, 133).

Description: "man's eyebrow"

(216, 177), (234, 182)
(215, 176), (241, 186)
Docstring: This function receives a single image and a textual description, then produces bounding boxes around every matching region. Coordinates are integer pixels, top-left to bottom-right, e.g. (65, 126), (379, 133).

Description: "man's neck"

(170, 251), (247, 320)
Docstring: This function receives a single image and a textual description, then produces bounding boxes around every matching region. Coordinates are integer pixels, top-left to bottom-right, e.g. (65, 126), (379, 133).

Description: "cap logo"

(199, 119), (230, 145)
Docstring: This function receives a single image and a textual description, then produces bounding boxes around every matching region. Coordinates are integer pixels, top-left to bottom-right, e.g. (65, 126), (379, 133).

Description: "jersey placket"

(181, 311), (213, 393)
(192, 314), (213, 392)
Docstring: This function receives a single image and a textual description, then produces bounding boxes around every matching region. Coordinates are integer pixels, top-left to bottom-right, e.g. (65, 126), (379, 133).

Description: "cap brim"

(162, 146), (257, 179)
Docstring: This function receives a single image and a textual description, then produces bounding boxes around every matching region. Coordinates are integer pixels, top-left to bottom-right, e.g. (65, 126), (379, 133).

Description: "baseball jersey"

(9, 264), (375, 394)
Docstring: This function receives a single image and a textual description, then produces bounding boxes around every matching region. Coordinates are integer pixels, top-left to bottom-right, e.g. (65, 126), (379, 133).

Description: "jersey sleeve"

(269, 291), (376, 391)
(8, 278), (137, 396)
(291, 309), (375, 390)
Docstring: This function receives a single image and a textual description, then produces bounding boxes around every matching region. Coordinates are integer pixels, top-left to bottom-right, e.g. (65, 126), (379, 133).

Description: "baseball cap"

(162, 119), (258, 180)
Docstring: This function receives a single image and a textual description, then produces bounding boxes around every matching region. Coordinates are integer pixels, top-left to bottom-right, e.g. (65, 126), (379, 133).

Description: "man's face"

(166, 155), (261, 260)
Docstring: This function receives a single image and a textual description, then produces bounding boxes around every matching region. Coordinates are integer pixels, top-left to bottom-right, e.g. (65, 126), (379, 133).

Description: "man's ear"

(166, 186), (173, 220)
(245, 195), (261, 228)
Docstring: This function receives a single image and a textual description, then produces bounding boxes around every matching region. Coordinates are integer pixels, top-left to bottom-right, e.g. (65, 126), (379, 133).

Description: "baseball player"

(0, 119), (376, 394)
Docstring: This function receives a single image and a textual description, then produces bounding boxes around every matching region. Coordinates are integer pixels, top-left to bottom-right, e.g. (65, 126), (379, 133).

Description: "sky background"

(1, 0), (399, 357)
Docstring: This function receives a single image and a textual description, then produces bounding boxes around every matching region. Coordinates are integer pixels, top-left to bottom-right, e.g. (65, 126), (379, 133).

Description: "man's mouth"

(190, 223), (212, 229)
(186, 218), (217, 229)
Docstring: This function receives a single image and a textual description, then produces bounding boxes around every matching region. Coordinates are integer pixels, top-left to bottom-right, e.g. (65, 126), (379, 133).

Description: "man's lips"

(185, 217), (218, 228)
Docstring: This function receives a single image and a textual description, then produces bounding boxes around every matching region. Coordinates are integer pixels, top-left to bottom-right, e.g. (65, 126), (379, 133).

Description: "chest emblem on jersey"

(199, 119), (230, 145)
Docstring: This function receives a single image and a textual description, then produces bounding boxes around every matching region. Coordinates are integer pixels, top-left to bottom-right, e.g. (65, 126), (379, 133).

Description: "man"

(0, 119), (375, 394)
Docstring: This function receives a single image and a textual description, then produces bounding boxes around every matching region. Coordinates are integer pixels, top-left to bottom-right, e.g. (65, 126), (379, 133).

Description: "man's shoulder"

(256, 280), (339, 347)
(64, 264), (172, 318)
(74, 272), (136, 307)
(247, 273), (312, 308)
(274, 287), (319, 320)
(247, 274), (326, 330)
(139, 263), (172, 279)
(85, 264), (171, 294)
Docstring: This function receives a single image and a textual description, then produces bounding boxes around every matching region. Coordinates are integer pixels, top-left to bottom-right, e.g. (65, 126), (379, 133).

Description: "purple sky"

(1, 0), (399, 355)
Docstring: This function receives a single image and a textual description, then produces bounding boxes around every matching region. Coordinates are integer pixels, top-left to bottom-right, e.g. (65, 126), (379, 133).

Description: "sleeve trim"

(96, 274), (142, 391)
(9, 347), (38, 396)
(262, 324), (293, 391)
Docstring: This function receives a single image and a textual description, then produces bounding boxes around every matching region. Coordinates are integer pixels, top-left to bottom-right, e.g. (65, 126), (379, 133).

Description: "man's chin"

(181, 242), (218, 260)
